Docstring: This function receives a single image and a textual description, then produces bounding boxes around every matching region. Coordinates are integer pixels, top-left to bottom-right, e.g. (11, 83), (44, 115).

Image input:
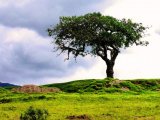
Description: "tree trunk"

(106, 62), (114, 78)
(95, 45), (119, 78)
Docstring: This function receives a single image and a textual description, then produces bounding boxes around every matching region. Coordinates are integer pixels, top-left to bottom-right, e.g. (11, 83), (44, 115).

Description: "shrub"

(0, 98), (12, 103)
(38, 95), (46, 100)
(20, 106), (49, 120)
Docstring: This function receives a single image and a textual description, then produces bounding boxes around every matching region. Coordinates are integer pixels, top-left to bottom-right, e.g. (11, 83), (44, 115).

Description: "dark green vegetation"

(0, 79), (160, 120)
(48, 12), (148, 78)
(20, 106), (49, 120)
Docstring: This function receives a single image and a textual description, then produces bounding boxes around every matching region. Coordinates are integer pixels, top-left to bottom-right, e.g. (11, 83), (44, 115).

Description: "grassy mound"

(43, 78), (160, 93)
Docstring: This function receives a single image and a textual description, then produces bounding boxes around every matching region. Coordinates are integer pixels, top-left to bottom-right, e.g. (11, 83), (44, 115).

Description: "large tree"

(48, 12), (148, 78)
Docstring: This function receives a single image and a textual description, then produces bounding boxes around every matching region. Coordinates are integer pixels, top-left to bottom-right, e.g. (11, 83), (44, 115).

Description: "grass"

(0, 78), (160, 120)
(0, 92), (160, 120)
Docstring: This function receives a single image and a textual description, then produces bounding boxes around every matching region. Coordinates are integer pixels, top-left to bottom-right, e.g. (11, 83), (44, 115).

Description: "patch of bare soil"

(121, 87), (130, 91)
(12, 85), (61, 93)
(66, 114), (91, 120)
(108, 79), (123, 87)
(133, 116), (155, 120)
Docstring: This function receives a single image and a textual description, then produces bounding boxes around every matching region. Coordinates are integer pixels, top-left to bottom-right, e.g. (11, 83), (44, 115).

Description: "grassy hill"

(1, 78), (160, 93)
(0, 82), (19, 91)
(42, 78), (160, 93)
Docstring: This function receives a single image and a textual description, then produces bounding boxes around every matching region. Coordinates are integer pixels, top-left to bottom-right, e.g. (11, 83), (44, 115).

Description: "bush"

(38, 95), (46, 100)
(0, 98), (12, 103)
(20, 106), (49, 120)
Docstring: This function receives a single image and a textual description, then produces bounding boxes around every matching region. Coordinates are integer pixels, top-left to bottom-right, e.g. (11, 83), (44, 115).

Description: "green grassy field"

(0, 79), (160, 120)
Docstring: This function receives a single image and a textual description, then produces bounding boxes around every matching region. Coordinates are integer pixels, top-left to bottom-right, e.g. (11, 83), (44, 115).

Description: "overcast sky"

(0, 0), (160, 85)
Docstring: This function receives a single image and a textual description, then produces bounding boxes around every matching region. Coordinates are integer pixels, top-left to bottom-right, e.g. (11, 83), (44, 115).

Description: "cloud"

(2, 0), (160, 85)
(0, 0), (118, 85)
(0, 0), (113, 36)
(0, 25), (97, 85)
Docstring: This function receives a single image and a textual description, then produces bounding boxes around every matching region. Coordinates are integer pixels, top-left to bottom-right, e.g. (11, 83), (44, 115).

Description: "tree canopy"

(48, 12), (148, 78)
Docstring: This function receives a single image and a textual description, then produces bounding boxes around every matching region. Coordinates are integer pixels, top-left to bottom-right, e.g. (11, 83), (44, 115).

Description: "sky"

(0, 0), (160, 85)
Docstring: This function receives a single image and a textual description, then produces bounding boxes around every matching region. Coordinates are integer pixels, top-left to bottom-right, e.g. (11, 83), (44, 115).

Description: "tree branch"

(58, 43), (86, 60)
(96, 49), (105, 61)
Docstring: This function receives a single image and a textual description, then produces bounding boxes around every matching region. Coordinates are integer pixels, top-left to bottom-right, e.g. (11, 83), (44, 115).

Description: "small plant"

(20, 106), (49, 120)
(0, 98), (12, 103)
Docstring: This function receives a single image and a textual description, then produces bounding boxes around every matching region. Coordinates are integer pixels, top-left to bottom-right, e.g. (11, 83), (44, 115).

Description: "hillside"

(42, 78), (160, 93)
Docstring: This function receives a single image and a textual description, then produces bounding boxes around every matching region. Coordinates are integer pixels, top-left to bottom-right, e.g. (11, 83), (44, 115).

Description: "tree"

(47, 12), (148, 78)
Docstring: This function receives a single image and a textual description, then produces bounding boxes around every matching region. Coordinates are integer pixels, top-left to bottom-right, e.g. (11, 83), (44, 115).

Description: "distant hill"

(0, 82), (19, 87)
